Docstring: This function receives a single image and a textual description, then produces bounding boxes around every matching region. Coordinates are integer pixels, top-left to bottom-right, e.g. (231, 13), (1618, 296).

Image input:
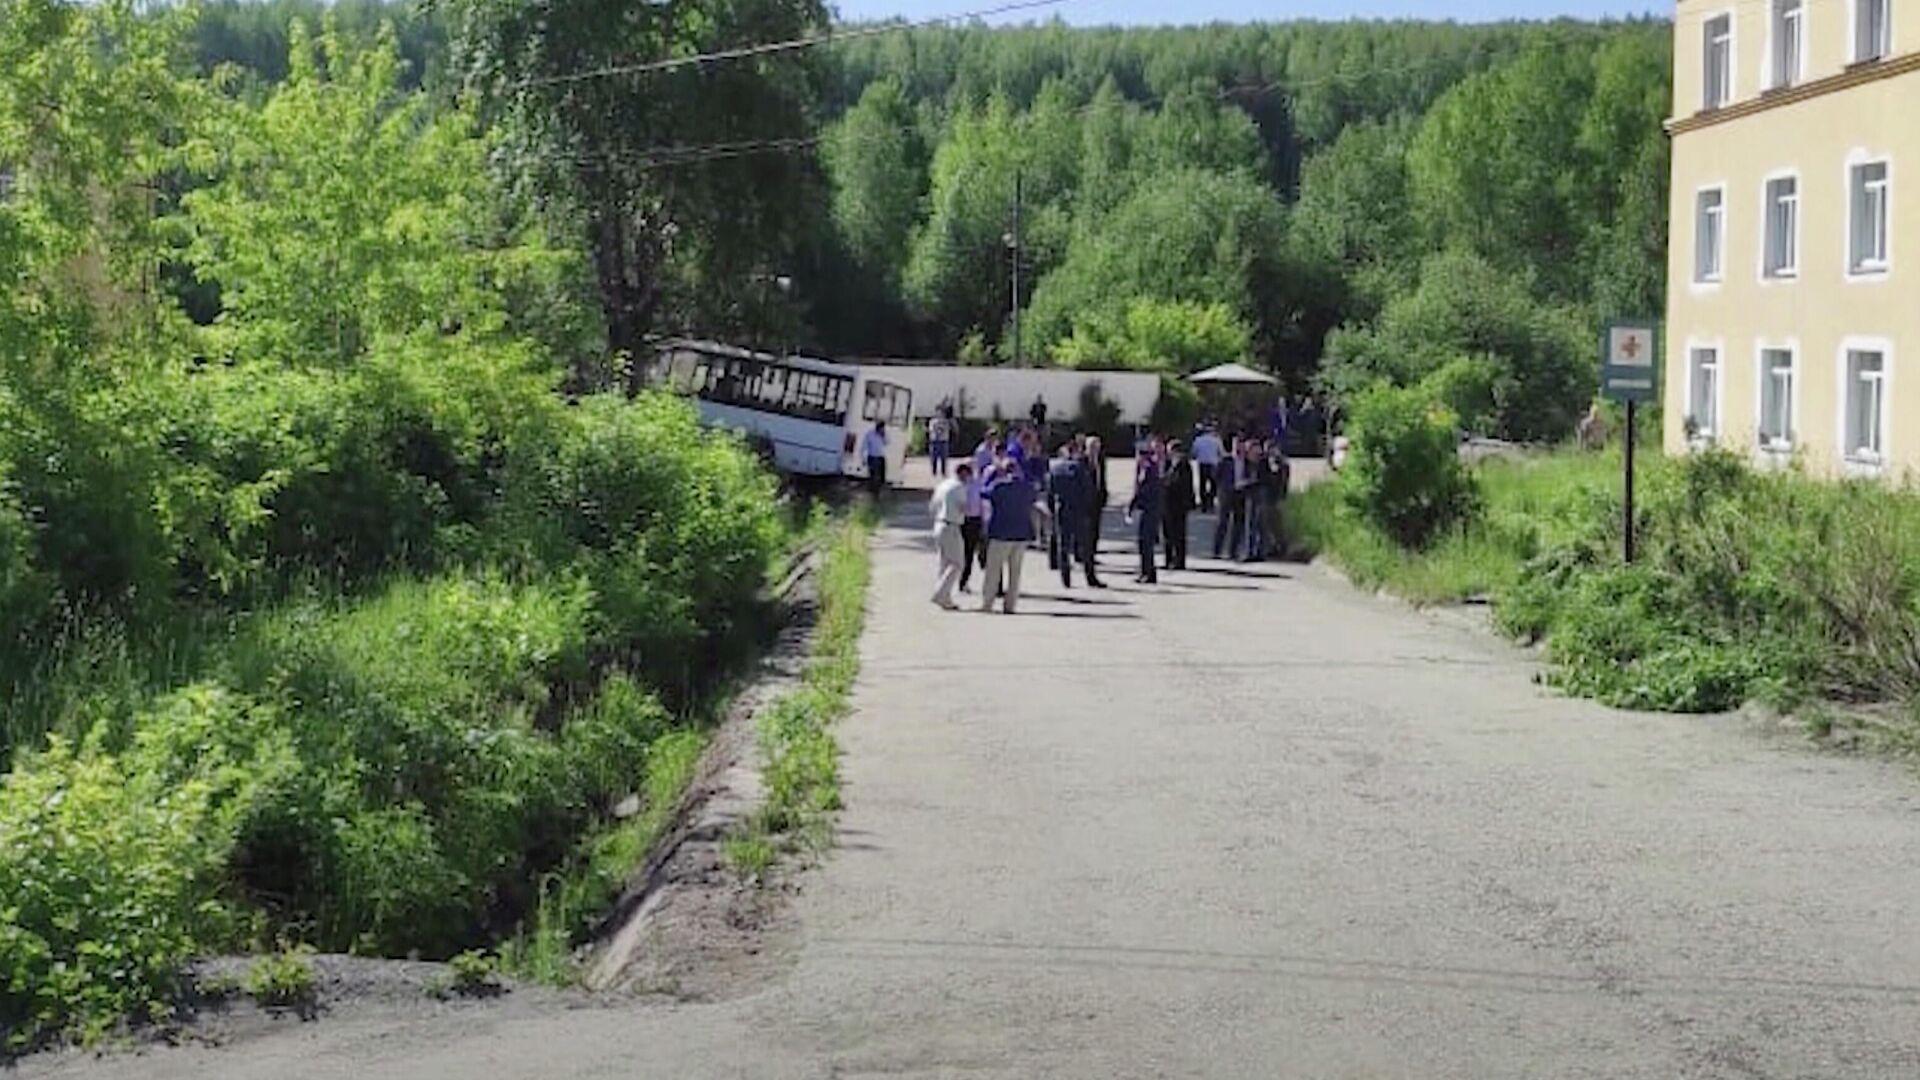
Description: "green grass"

(1295, 445), (1920, 723)
(1292, 450), (1616, 605)
(245, 945), (316, 1010)
(721, 834), (778, 881)
(500, 728), (707, 986)
(725, 510), (875, 870)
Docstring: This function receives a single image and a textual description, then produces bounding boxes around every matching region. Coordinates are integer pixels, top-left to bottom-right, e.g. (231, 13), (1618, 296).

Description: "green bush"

(500, 393), (783, 700)
(1416, 354), (1503, 437)
(1319, 251), (1593, 442)
(0, 731), (245, 1047)
(225, 573), (596, 954)
(1341, 383), (1480, 548)
(0, 460), (53, 642)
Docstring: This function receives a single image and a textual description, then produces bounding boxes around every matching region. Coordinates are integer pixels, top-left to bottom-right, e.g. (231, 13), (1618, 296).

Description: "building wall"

(1666, 0), (1920, 475)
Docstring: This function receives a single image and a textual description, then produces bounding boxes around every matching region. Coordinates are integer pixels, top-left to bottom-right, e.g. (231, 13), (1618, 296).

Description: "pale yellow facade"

(1666, 0), (1919, 475)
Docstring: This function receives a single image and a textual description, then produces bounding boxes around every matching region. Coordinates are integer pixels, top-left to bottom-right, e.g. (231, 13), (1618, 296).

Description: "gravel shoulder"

(29, 468), (1920, 1080)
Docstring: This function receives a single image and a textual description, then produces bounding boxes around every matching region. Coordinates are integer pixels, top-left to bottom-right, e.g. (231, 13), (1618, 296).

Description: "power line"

(517, 0), (1079, 89)
(548, 46), (1522, 173)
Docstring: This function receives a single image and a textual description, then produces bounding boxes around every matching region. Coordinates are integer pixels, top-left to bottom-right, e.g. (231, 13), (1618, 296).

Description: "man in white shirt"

(861, 421), (889, 497)
(928, 463), (972, 609)
(1191, 425), (1224, 513)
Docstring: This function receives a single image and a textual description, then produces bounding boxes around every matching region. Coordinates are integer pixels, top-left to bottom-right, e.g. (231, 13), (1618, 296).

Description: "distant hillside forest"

(187, 2), (1671, 435)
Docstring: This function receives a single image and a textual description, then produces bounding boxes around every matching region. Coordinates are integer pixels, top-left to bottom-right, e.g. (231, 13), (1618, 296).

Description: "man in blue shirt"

(981, 455), (1046, 614)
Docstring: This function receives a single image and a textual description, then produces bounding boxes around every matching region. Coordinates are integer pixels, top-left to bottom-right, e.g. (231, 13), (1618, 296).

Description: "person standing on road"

(1162, 439), (1196, 571)
(973, 429), (1002, 478)
(959, 460), (987, 593)
(1240, 438), (1271, 561)
(1085, 433), (1109, 571)
(1022, 428), (1051, 557)
(1129, 435), (1166, 585)
(1260, 440), (1290, 560)
(929, 463), (970, 610)
(927, 411), (953, 477)
(1212, 436), (1245, 560)
(1192, 425), (1224, 513)
(981, 456), (1045, 614)
(1048, 440), (1100, 588)
(862, 421), (889, 498)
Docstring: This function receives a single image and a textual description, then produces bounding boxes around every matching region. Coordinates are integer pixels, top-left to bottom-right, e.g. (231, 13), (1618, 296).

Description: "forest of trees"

(809, 20), (1672, 439)
(177, 4), (1673, 438)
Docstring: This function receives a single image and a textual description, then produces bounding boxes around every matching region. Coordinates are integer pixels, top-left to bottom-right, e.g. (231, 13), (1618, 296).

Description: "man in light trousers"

(981, 455), (1044, 614)
(929, 463), (971, 610)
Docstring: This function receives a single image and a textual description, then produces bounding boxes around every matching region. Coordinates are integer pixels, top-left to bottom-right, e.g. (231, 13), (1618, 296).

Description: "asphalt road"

(36, 465), (1920, 1079)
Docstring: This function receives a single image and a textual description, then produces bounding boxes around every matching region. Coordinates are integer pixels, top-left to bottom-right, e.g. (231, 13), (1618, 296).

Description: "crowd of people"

(925, 419), (1290, 614)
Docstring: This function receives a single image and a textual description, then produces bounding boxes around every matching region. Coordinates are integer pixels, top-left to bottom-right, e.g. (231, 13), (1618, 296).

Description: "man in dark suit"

(1212, 436), (1245, 560)
(1049, 439), (1103, 588)
(1161, 439), (1196, 571)
(1129, 435), (1166, 585)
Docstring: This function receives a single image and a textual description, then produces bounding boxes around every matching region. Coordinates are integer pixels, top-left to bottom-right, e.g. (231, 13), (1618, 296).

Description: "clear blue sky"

(834, 0), (1666, 26)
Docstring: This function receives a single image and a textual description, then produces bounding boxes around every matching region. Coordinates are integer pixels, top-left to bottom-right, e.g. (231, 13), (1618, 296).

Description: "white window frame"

(1686, 338), (1726, 444)
(1845, 152), (1893, 280)
(1768, 0), (1808, 90)
(1760, 169), (1802, 281)
(1695, 183), (1728, 285)
(1852, 0), (1894, 63)
(1755, 340), (1800, 454)
(1837, 336), (1894, 472)
(1703, 10), (1737, 110)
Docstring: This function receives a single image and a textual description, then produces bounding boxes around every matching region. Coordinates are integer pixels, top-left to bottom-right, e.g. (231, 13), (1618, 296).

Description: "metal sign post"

(1600, 320), (1660, 564)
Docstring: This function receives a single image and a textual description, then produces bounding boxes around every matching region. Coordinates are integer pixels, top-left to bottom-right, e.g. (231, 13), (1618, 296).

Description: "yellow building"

(1665, 0), (1916, 475)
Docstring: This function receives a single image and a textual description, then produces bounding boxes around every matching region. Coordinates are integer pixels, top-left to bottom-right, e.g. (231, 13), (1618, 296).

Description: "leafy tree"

(182, 20), (584, 368)
(1291, 115), (1420, 316)
(1320, 250), (1593, 442)
(1053, 298), (1253, 374)
(444, 0), (827, 381)
(1407, 40), (1594, 300)
(1024, 168), (1289, 365)
(823, 78), (926, 293)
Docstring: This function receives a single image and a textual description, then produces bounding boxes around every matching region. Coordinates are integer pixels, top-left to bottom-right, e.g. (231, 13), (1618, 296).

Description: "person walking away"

(862, 421), (889, 498)
(982, 459), (1044, 614)
(959, 460), (987, 593)
(1049, 442), (1091, 588)
(929, 464), (970, 609)
(1212, 437), (1245, 560)
(1129, 435), (1166, 584)
(1192, 425), (1224, 513)
(928, 411), (952, 476)
(1162, 439), (1196, 571)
